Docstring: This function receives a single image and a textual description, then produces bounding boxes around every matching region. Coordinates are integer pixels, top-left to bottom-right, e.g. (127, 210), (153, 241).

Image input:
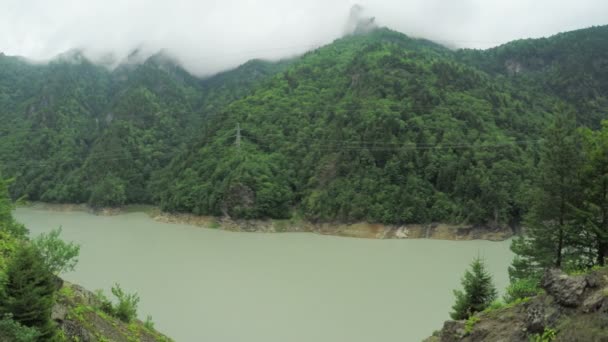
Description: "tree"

(32, 227), (80, 275)
(0, 176), (27, 238)
(578, 122), (608, 266)
(510, 114), (584, 280)
(0, 245), (57, 340)
(88, 173), (127, 208)
(450, 257), (497, 320)
(0, 314), (40, 342)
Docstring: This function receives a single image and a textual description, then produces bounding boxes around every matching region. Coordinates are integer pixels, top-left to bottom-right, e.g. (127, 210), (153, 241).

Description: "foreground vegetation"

(0, 176), (171, 341)
(442, 117), (608, 340)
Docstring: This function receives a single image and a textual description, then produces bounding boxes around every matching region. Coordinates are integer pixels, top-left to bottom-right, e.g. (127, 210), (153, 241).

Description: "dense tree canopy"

(1, 26), (608, 227)
(0, 245), (56, 340)
(510, 119), (608, 283)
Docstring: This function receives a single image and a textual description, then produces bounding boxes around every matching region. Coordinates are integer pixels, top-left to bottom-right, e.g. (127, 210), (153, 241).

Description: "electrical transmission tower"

(235, 123), (241, 151)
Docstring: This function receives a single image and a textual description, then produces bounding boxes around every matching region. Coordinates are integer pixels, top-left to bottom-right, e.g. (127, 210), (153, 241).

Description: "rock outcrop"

(425, 267), (608, 342)
(53, 281), (172, 342)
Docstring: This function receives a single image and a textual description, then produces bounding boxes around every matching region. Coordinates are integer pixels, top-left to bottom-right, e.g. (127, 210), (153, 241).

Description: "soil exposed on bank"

(23, 202), (513, 241)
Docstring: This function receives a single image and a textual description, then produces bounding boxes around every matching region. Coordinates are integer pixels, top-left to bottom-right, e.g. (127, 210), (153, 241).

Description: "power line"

(0, 136), (544, 170)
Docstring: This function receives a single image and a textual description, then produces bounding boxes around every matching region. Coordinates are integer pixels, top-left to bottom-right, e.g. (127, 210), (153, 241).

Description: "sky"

(1, 0), (607, 76)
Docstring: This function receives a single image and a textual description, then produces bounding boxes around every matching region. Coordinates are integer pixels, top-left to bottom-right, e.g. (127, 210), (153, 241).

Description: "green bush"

(93, 289), (114, 316)
(531, 327), (557, 342)
(110, 284), (140, 323)
(483, 300), (505, 312)
(32, 227), (80, 275)
(464, 315), (480, 334)
(504, 278), (540, 303)
(144, 315), (155, 330)
(93, 285), (141, 323)
(0, 315), (40, 342)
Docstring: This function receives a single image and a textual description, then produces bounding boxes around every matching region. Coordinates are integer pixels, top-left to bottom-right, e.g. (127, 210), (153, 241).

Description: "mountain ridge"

(1, 25), (607, 227)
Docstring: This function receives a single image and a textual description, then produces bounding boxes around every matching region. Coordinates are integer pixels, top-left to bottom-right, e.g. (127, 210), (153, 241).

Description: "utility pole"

(235, 122), (241, 151)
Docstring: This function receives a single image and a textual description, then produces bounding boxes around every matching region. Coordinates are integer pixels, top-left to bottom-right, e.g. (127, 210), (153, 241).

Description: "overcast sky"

(1, 0), (607, 75)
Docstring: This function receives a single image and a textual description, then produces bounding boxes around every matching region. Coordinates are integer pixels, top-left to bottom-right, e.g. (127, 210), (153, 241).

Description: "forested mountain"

(0, 51), (288, 206)
(1, 25), (607, 227)
(457, 25), (608, 126)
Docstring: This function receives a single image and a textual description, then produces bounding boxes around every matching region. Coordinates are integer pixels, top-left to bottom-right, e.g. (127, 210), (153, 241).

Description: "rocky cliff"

(425, 267), (608, 342)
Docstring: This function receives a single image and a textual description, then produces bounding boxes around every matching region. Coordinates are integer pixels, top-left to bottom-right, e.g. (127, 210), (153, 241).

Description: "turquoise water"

(15, 207), (513, 342)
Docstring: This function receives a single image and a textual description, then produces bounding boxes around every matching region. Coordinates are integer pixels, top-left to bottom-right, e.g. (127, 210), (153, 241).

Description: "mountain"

(0, 51), (287, 206)
(1, 25), (607, 227)
(457, 25), (608, 126)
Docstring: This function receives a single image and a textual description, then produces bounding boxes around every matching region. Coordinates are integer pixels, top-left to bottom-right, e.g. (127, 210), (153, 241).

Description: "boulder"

(524, 301), (545, 334)
(60, 320), (94, 342)
(582, 290), (607, 313)
(541, 268), (587, 307)
(439, 320), (466, 342)
(51, 303), (69, 321)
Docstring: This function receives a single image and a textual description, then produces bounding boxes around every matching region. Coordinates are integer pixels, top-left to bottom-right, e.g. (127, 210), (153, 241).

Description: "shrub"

(94, 289), (114, 316)
(144, 315), (155, 330)
(32, 227), (80, 275)
(0, 314), (40, 342)
(531, 327), (557, 342)
(464, 315), (480, 334)
(504, 278), (540, 303)
(110, 284), (140, 323)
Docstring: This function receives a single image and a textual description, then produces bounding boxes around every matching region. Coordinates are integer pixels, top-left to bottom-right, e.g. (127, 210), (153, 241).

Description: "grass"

(530, 327), (557, 342)
(482, 296), (532, 316)
(58, 284), (75, 301)
(464, 315), (480, 334)
(565, 264), (607, 276)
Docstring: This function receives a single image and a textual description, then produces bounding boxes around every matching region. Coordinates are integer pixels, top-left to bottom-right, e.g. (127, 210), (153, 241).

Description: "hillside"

(53, 281), (172, 342)
(152, 27), (606, 225)
(457, 25), (608, 126)
(0, 51), (286, 206)
(0, 177), (173, 341)
(1, 25), (607, 227)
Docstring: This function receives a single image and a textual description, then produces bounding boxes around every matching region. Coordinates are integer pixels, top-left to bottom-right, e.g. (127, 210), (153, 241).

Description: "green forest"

(1, 25), (607, 230)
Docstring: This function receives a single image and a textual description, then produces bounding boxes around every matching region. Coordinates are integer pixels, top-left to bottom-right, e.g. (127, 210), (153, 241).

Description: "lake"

(15, 207), (513, 342)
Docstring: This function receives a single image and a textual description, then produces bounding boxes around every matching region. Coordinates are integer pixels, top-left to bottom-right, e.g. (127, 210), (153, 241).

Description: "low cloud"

(1, 0), (606, 76)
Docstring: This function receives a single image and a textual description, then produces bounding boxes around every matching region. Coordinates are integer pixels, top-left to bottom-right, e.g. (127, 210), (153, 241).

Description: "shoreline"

(19, 202), (514, 241)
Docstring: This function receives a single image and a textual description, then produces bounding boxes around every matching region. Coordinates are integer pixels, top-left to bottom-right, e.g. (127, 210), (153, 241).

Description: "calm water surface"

(15, 207), (512, 342)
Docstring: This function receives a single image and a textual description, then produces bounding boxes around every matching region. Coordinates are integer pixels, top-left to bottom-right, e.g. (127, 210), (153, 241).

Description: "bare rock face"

(541, 268), (587, 307)
(582, 290), (607, 313)
(524, 301), (545, 334)
(60, 320), (94, 342)
(51, 302), (69, 321)
(439, 320), (466, 342)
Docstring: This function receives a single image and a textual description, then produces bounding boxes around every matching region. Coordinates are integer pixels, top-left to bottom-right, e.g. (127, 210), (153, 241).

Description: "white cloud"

(0, 0), (606, 75)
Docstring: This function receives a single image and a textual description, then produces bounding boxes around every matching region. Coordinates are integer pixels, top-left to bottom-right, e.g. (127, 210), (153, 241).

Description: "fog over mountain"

(1, 0), (607, 75)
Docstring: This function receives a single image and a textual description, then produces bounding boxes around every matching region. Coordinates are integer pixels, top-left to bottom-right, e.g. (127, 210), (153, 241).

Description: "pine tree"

(450, 257), (497, 320)
(579, 122), (608, 266)
(0, 245), (57, 340)
(509, 113), (584, 279)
